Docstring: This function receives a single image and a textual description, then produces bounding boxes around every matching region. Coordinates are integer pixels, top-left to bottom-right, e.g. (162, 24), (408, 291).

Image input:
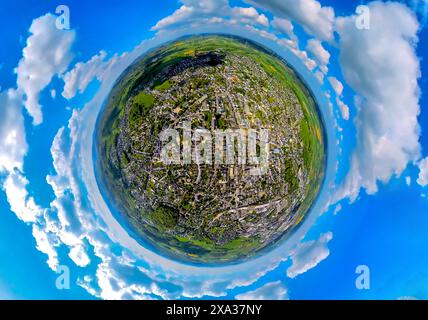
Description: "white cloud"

(306, 38), (330, 66)
(287, 232), (333, 278)
(314, 70), (324, 84)
(62, 51), (107, 99)
(306, 39), (330, 84)
(16, 14), (75, 125)
(327, 77), (348, 120)
(0, 90), (41, 228)
(328, 77), (344, 96)
(277, 38), (298, 50)
(32, 224), (59, 271)
(69, 244), (90, 267)
(231, 7), (269, 27)
(406, 176), (412, 186)
(42, 112), (95, 269)
(0, 89), (27, 172)
(272, 17), (295, 38)
(333, 204), (342, 215)
(278, 39), (317, 71)
(336, 97), (350, 121)
(235, 281), (288, 300)
(246, 0), (336, 41)
(292, 49), (317, 71)
(3, 171), (42, 223)
(245, 25), (278, 41)
(152, 5), (195, 31)
(417, 157), (428, 187)
(151, 0), (269, 32)
(333, 2), (421, 202)
(319, 64), (328, 74)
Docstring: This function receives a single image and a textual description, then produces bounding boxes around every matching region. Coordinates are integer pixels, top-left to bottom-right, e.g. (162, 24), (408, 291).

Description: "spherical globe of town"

(96, 35), (326, 264)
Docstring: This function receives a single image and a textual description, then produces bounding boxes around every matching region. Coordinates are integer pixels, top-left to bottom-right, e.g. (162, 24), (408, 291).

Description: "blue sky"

(0, 0), (427, 299)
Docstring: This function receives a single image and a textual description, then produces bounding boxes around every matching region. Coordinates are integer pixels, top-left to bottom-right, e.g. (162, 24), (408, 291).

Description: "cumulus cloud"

(406, 176), (412, 186)
(314, 70), (324, 84)
(62, 51), (107, 99)
(306, 38), (330, 66)
(16, 14), (75, 125)
(287, 232), (333, 279)
(246, 0), (335, 41)
(272, 17), (295, 38)
(327, 77), (349, 120)
(0, 39), (47, 277)
(61, 49), (124, 101)
(44, 119), (93, 269)
(336, 97), (350, 121)
(151, 0), (268, 32)
(0, 89), (27, 172)
(45, 112), (152, 296)
(278, 38), (317, 71)
(333, 1), (421, 202)
(306, 38), (331, 84)
(3, 171), (42, 223)
(231, 7), (269, 27)
(69, 244), (91, 267)
(417, 157), (428, 187)
(0, 13), (94, 274)
(328, 77), (344, 96)
(245, 24), (278, 41)
(32, 224), (59, 270)
(152, 5), (195, 31)
(235, 281), (288, 300)
(0, 81), (42, 232)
